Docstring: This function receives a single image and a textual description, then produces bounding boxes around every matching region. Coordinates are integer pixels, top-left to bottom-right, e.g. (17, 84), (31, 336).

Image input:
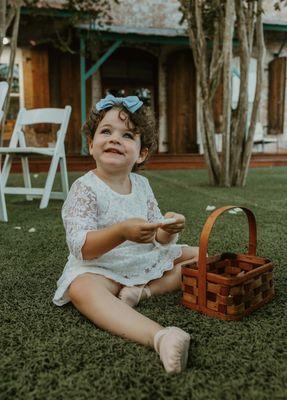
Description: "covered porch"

(7, 152), (287, 173)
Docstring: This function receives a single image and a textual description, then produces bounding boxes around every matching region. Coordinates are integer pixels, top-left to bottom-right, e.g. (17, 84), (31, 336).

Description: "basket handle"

(197, 206), (257, 308)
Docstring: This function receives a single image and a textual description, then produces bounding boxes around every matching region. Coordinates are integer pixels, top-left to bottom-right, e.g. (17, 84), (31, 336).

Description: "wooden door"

(268, 57), (286, 135)
(167, 50), (197, 153)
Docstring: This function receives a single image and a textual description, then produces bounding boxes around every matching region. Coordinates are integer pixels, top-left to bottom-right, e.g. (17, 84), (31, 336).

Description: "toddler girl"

(53, 94), (199, 374)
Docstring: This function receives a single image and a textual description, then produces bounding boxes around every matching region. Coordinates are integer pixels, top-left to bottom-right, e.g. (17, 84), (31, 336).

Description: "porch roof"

(76, 24), (189, 45)
(21, 6), (287, 42)
(77, 20), (287, 45)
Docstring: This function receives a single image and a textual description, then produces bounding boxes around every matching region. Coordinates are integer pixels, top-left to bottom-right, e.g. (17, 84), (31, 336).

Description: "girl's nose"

(108, 133), (121, 144)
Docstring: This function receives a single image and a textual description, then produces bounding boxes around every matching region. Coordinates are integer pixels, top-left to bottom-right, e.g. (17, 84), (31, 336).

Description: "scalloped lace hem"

(53, 246), (184, 306)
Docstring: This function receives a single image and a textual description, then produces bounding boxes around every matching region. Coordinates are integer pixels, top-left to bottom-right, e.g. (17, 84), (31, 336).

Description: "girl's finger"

(141, 232), (156, 240)
(164, 227), (182, 234)
(141, 225), (160, 233)
(147, 223), (163, 230)
(141, 236), (155, 243)
(163, 225), (183, 232)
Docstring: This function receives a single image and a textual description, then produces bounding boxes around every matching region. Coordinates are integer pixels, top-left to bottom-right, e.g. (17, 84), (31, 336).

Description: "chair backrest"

(0, 81), (9, 122)
(10, 106), (72, 149)
(20, 108), (70, 125)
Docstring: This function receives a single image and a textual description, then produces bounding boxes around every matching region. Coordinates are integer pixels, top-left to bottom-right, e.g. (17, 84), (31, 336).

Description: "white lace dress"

(53, 171), (185, 306)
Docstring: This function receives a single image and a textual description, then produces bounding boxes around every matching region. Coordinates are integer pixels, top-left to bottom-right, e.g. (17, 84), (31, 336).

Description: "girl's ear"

(137, 147), (149, 164)
(88, 137), (93, 155)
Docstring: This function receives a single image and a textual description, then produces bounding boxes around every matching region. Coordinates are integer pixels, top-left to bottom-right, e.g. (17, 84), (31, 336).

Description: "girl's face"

(89, 108), (148, 173)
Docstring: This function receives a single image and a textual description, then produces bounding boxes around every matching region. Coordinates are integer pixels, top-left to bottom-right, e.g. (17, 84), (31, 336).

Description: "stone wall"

(110, 0), (182, 30)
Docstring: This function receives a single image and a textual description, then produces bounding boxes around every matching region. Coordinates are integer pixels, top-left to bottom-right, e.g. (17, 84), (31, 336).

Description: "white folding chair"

(0, 81), (9, 221)
(0, 106), (72, 222)
(0, 81), (8, 122)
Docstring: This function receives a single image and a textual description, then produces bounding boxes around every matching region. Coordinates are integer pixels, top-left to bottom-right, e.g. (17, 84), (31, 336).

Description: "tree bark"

(180, 0), (266, 187)
(193, 0), (221, 184)
(237, 0), (265, 186)
(230, 2), (250, 184)
(220, 0), (234, 186)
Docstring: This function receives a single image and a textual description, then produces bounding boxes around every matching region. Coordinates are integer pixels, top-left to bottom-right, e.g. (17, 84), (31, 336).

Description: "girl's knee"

(177, 246), (199, 263)
(68, 273), (92, 302)
(68, 273), (121, 302)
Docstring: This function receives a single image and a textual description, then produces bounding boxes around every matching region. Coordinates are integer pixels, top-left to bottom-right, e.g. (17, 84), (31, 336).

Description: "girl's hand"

(120, 218), (162, 243)
(160, 212), (185, 235)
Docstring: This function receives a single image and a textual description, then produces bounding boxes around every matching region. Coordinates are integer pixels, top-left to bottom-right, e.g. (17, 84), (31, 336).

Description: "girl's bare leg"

(68, 273), (163, 347)
(147, 246), (199, 296)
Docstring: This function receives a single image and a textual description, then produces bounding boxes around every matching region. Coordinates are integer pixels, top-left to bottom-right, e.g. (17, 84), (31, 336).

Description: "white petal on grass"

(33, 174), (39, 178)
(206, 205), (216, 211)
(13, 226), (22, 230)
(28, 228), (36, 233)
(229, 208), (243, 214)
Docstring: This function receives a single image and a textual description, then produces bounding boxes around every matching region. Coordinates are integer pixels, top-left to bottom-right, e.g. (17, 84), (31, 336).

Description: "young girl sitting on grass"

(53, 94), (199, 374)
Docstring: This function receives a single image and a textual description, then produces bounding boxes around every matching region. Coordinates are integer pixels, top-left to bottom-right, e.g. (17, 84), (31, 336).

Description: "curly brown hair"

(82, 104), (158, 171)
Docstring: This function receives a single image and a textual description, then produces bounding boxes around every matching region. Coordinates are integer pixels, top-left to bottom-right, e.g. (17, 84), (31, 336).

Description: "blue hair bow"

(95, 94), (143, 114)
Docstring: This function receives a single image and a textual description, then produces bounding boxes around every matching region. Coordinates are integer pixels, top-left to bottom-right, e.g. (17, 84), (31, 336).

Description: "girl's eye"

(123, 132), (134, 139)
(101, 129), (111, 135)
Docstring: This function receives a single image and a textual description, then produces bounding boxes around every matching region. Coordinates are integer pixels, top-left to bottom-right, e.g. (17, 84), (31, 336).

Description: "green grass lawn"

(1, 167), (287, 400)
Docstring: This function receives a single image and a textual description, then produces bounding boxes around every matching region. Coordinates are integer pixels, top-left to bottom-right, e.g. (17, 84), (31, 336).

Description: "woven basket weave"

(181, 206), (275, 321)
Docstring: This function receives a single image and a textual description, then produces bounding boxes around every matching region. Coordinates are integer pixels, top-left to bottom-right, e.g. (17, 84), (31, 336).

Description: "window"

(101, 48), (158, 113)
(0, 63), (20, 120)
(105, 86), (154, 108)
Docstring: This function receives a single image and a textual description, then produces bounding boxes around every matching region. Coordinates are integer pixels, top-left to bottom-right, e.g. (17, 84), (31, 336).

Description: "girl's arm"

(82, 223), (125, 260)
(82, 219), (162, 260)
(155, 212), (185, 245)
(145, 179), (184, 245)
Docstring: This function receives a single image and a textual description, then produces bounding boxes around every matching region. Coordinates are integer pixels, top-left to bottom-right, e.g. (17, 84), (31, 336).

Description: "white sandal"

(118, 284), (151, 307)
(154, 327), (190, 374)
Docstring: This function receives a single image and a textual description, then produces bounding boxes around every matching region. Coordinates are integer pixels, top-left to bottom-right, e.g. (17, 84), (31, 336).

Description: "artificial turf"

(0, 167), (286, 400)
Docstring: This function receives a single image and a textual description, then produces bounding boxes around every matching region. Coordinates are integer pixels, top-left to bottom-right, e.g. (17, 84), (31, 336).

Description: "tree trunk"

(188, 0), (221, 185)
(237, 0), (265, 186)
(180, 0), (265, 187)
(230, 1), (251, 185)
(220, 0), (235, 187)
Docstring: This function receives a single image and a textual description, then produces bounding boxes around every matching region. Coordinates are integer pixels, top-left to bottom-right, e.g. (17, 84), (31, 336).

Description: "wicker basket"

(181, 206), (275, 321)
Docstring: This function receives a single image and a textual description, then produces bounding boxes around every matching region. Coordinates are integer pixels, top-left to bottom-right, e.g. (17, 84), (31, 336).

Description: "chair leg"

(0, 154), (11, 221)
(0, 180), (8, 222)
(21, 156), (33, 201)
(1, 154), (12, 187)
(40, 154), (59, 209)
(59, 152), (69, 199)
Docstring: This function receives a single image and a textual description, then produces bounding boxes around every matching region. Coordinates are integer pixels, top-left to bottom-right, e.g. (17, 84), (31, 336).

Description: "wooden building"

(1, 0), (287, 170)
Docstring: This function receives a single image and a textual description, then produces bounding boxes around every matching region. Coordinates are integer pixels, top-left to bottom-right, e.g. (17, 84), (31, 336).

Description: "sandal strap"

(143, 285), (151, 298)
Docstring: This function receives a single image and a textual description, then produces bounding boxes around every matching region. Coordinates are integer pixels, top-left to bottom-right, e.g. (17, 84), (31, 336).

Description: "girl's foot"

(118, 284), (151, 307)
(154, 327), (190, 374)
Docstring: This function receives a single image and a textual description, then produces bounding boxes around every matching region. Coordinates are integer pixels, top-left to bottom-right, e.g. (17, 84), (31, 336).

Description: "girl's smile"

(104, 148), (124, 155)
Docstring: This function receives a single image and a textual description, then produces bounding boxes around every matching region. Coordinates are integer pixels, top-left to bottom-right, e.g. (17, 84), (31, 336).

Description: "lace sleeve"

(62, 179), (98, 260)
(146, 183), (164, 223)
